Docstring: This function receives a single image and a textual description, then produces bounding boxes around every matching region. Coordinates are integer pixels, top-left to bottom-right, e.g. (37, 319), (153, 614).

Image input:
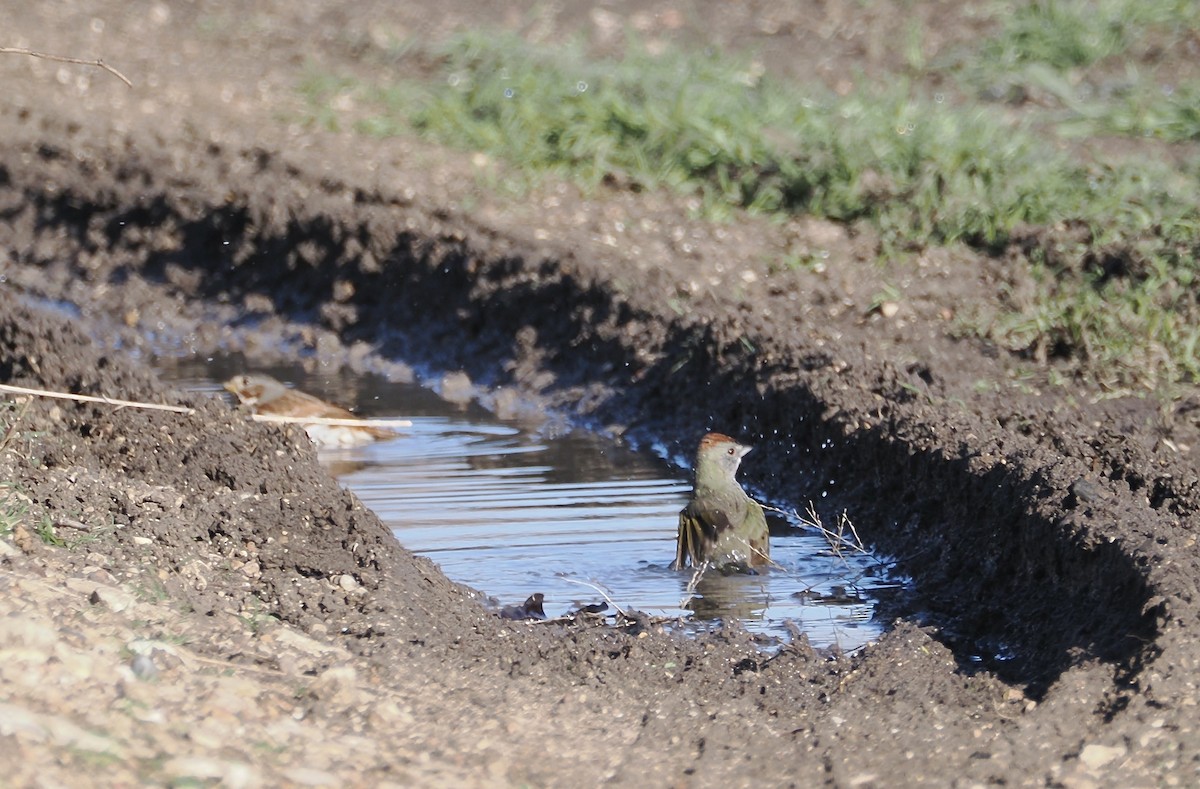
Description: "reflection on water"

(159, 354), (895, 650)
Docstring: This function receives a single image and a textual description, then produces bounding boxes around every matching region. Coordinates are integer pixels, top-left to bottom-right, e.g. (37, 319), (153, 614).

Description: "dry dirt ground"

(2, 1), (1200, 786)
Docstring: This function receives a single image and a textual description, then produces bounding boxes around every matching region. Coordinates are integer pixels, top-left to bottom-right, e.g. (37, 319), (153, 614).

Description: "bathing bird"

(674, 432), (770, 571)
(223, 373), (399, 449)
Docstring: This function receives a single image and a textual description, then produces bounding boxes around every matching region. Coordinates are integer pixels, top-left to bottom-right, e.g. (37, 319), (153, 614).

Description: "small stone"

(1079, 743), (1126, 770)
(338, 574), (357, 592)
(12, 523), (37, 554)
(84, 567), (117, 584)
(88, 585), (136, 613)
(130, 653), (159, 680)
(151, 647), (184, 671)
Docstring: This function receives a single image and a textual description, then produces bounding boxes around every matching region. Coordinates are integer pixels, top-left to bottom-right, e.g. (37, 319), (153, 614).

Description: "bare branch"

(759, 498), (892, 574)
(555, 575), (631, 619)
(0, 383), (192, 414)
(1, 46), (132, 88)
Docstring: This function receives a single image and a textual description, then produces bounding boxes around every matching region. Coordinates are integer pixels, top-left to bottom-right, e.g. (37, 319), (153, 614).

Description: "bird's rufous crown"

(698, 432), (739, 451)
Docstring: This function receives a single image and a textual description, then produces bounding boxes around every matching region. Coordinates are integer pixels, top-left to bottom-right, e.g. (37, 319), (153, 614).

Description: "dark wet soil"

(3, 1), (1200, 785)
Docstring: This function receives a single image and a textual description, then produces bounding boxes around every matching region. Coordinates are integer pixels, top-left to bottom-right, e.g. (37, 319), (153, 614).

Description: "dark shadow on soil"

(2, 140), (1159, 693)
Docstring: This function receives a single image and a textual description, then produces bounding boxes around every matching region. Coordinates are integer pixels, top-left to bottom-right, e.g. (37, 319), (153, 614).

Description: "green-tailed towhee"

(674, 432), (770, 571)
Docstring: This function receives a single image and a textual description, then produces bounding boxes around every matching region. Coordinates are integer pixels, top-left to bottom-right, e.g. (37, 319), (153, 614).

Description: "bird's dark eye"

(727, 447), (736, 455)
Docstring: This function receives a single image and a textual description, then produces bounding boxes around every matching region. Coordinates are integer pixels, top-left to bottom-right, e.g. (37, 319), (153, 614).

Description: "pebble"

(1079, 743), (1126, 770)
(130, 653), (159, 680)
(89, 586), (136, 613)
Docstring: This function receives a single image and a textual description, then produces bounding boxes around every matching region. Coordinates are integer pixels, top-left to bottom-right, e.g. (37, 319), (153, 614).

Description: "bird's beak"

(737, 444), (752, 459)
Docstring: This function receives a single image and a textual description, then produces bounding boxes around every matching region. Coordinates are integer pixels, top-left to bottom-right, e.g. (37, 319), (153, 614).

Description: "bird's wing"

(675, 500), (732, 569)
(689, 498), (733, 533)
(746, 502), (771, 566)
(255, 391), (370, 422)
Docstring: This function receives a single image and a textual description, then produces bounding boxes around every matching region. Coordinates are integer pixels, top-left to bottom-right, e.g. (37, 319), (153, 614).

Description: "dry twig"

(0, 384), (414, 434)
(555, 575), (631, 619)
(759, 499), (875, 562)
(0, 383), (193, 414)
(1, 46), (132, 87)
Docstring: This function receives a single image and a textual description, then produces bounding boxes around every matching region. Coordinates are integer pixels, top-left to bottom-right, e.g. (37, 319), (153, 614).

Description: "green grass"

(0, 484), (26, 540)
(0, 400), (30, 541)
(1067, 81), (1200, 142)
(299, 23), (1200, 391)
(979, 0), (1190, 71)
(133, 577), (172, 604)
(955, 1), (1200, 143)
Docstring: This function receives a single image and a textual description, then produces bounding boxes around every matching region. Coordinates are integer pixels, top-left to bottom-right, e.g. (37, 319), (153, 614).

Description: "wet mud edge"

(1, 110), (1197, 780)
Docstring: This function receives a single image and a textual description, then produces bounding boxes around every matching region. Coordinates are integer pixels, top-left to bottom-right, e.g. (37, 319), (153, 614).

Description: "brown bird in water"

(674, 432), (770, 571)
(223, 374), (399, 449)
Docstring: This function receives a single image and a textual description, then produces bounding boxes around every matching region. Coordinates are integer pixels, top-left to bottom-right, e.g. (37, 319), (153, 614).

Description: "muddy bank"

(0, 112), (1173, 680)
(2, 0), (1200, 783)
(1, 108), (1198, 785)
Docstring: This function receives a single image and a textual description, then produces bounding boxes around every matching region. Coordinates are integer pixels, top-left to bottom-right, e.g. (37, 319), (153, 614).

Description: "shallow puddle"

(159, 355), (895, 650)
